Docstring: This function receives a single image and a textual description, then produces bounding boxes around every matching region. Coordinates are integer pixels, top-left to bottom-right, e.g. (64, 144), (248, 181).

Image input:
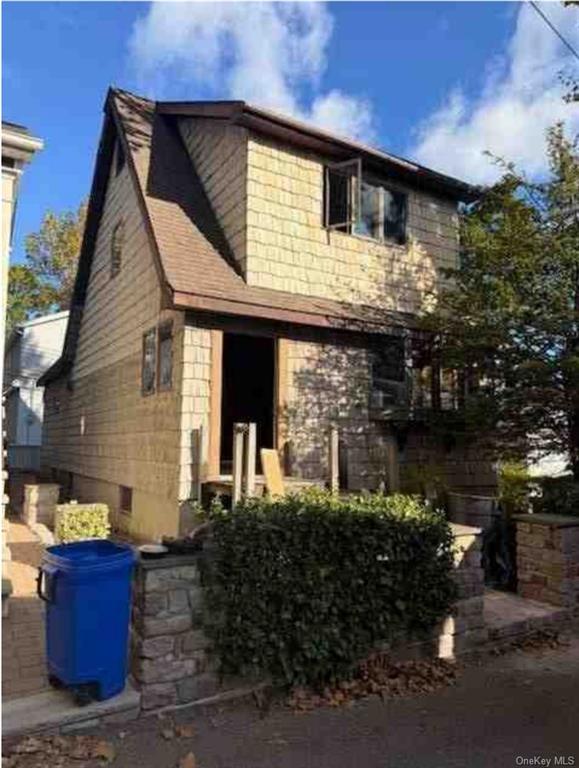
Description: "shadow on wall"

(277, 237), (495, 496)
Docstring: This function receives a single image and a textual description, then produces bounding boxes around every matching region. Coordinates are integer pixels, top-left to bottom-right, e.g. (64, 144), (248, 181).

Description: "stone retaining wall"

(130, 523), (486, 711)
(515, 513), (579, 610)
(22, 484), (59, 527)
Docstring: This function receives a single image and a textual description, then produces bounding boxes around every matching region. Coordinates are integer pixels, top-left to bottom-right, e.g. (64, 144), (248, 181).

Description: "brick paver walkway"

(2, 520), (49, 700)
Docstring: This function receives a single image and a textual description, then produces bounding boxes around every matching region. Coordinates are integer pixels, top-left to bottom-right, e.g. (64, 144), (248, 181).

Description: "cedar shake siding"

(40, 89), (492, 542)
(42, 151), (185, 541)
(244, 133), (457, 313)
(178, 118), (248, 276)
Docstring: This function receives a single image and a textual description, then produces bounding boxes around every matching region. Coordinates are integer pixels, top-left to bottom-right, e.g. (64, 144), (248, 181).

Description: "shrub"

(533, 475), (579, 517)
(498, 461), (532, 516)
(203, 489), (457, 688)
(55, 502), (111, 543)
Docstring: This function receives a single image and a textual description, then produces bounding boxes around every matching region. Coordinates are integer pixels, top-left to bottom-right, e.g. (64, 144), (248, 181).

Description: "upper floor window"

(325, 159), (408, 245)
(111, 221), (124, 279)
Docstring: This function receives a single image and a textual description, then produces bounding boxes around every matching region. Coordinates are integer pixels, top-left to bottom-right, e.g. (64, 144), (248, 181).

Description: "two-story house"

(40, 88), (494, 541)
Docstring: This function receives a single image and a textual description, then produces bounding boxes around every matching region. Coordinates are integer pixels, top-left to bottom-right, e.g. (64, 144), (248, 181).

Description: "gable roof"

(42, 87), (474, 385)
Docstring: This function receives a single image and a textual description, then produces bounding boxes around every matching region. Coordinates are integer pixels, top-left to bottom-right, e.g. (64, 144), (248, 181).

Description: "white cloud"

(128, 1), (374, 142)
(410, 3), (579, 184)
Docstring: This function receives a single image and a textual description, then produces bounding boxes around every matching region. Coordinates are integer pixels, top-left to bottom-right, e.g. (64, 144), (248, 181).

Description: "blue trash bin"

(38, 539), (135, 704)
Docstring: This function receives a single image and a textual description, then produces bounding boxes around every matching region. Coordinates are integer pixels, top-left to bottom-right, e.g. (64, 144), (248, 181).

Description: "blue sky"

(3, 2), (577, 265)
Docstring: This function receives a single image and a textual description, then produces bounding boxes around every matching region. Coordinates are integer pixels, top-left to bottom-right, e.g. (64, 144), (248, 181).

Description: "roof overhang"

(2, 122), (44, 165)
(157, 100), (478, 203)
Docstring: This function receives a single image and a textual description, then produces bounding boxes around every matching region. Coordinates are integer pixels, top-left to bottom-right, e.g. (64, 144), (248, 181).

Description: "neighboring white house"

(4, 311), (68, 470)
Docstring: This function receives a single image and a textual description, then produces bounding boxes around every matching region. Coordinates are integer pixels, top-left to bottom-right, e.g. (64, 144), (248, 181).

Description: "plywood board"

(261, 449), (285, 497)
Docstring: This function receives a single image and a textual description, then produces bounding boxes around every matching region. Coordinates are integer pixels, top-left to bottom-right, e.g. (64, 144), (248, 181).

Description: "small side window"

(158, 322), (173, 391)
(142, 328), (157, 395)
(120, 485), (132, 515)
(111, 221), (124, 279)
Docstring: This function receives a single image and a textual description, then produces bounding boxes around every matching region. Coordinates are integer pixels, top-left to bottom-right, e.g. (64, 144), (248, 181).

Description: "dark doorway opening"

(220, 333), (275, 474)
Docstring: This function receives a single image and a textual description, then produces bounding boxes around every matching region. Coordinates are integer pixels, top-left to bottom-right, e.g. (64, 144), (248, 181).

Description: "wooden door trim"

(208, 329), (223, 478)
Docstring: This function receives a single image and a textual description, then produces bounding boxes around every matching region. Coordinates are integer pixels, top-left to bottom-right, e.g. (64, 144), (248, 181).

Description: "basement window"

(120, 485), (132, 516)
(142, 328), (157, 395)
(325, 159), (407, 245)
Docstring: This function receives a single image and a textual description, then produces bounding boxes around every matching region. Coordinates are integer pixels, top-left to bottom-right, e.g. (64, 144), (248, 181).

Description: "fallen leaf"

(161, 728), (175, 741)
(175, 724), (194, 739)
(92, 740), (116, 763)
(178, 753), (197, 768)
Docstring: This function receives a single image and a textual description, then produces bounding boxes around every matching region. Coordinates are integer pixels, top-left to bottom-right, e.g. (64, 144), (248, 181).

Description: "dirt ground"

(5, 633), (579, 768)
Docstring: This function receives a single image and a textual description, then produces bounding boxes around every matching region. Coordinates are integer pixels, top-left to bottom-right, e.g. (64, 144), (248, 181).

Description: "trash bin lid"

(44, 539), (135, 574)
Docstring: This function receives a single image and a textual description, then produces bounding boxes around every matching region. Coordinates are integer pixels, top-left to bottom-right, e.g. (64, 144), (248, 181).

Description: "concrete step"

(3, 679), (141, 738)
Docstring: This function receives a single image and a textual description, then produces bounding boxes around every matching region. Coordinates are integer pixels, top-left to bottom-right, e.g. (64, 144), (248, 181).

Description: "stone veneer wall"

(131, 555), (217, 711)
(282, 335), (496, 494)
(515, 514), (579, 610)
(131, 524), (486, 711)
(436, 523), (486, 658)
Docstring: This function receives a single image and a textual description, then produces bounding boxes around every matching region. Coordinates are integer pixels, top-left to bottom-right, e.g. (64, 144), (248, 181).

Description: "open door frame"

(207, 329), (287, 479)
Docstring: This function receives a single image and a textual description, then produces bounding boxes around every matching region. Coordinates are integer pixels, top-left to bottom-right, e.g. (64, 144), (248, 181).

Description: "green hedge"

(203, 490), (457, 688)
(55, 502), (111, 543)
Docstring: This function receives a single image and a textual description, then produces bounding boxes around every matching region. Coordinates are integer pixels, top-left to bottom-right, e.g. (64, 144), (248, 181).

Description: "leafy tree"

(426, 125), (579, 476)
(7, 265), (48, 330)
(7, 202), (86, 329)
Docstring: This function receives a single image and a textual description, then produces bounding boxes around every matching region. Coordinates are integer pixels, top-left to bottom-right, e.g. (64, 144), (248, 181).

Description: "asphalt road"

(11, 636), (579, 768)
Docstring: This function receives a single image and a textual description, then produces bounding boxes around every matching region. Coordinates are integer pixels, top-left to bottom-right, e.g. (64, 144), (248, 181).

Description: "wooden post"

(191, 426), (203, 501)
(232, 423), (245, 506)
(329, 426), (340, 493)
(338, 437), (348, 491)
(208, 330), (223, 479)
(244, 422), (257, 497)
